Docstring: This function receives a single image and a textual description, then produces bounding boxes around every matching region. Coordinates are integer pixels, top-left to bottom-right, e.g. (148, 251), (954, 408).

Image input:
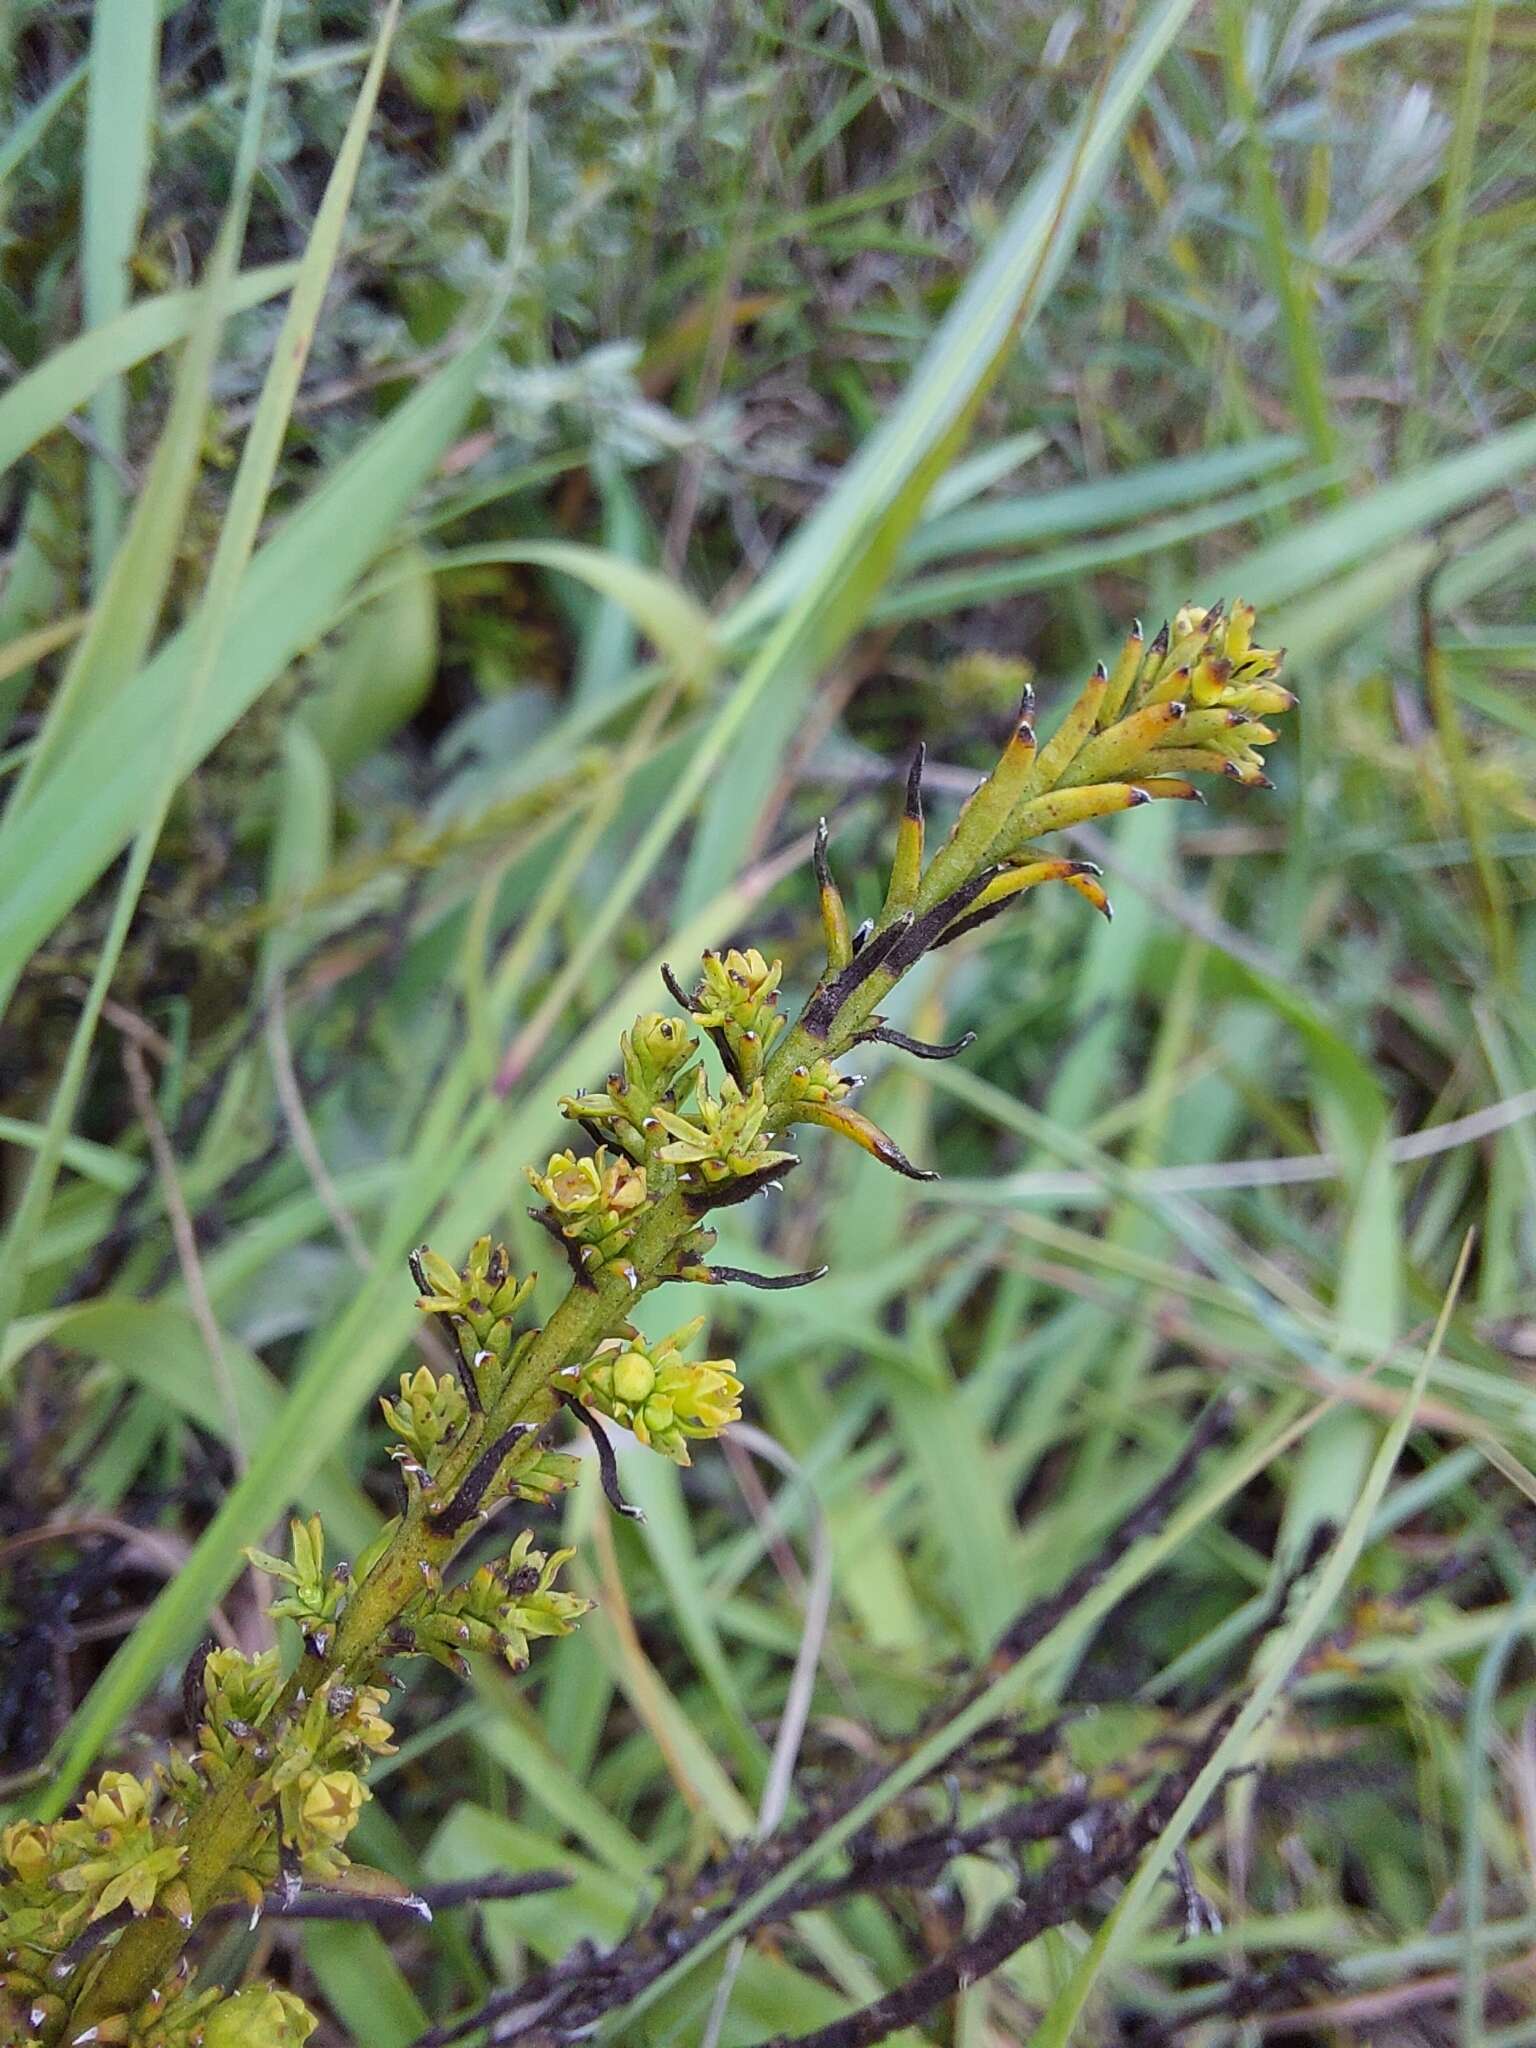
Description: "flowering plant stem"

(65, 1058), (867, 2029)
(14, 600), (1293, 2047)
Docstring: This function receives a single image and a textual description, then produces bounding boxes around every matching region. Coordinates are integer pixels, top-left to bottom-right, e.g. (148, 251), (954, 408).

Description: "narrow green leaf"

(303, 1924), (427, 2048)
(0, 57), (87, 191)
(1236, 412), (1536, 608)
(405, 539), (718, 691)
(902, 434), (1304, 567)
(1218, 0), (1342, 500)
(0, 264), (299, 479)
(82, 0), (158, 578)
(1408, 0), (1496, 462)
(0, 340), (488, 978)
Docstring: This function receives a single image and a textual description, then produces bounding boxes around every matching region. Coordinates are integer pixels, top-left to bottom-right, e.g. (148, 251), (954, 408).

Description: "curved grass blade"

(1237, 411), (1536, 609)
(360, 538), (720, 691)
(0, 56), (87, 190)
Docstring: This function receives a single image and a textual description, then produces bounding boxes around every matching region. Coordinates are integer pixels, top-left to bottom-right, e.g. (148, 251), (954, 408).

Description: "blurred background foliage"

(1, 0), (1534, 2041)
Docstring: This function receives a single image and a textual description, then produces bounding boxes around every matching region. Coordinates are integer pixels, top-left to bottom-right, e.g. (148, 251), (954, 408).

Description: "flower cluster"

(563, 990), (801, 1215)
(246, 1515), (349, 1660)
(690, 947), (785, 1082)
(407, 1533), (590, 1677)
(782, 1057), (855, 1109)
(413, 1235), (538, 1408)
(652, 1073), (797, 1206)
(166, 1641), (396, 1904)
(10, 1973), (318, 2048)
(527, 1147), (650, 1286)
(183, 1647), (283, 1782)
(998, 601), (1292, 860)
(1, 1774), (195, 2041)
(3, 1775), (184, 1938)
(575, 1318), (743, 1464)
(803, 598), (1295, 966)
(559, 1011), (701, 1156)
(380, 1363), (469, 1477)
(412, 1235), (537, 1329)
(130, 1983), (318, 2047)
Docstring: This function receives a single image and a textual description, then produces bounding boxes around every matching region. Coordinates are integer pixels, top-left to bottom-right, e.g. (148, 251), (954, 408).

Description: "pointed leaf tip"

(812, 815), (832, 887)
(904, 742), (926, 819)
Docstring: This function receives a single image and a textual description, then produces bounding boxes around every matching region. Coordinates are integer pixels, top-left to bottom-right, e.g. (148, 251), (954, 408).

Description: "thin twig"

(936, 1083), (1536, 1204)
(120, 1039), (246, 1474)
(204, 1869), (571, 1928)
(264, 975), (375, 1274)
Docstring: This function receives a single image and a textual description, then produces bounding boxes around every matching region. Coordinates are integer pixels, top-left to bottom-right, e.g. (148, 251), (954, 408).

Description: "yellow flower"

(578, 1320), (743, 1464)
(298, 1770), (368, 1850)
(1, 1820), (51, 1884)
(79, 1770), (148, 1833)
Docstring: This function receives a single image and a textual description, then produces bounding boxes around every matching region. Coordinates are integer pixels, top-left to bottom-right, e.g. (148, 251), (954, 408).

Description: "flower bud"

(611, 1350), (658, 1405)
(626, 1011), (699, 1089)
(79, 1772), (147, 1834)
(380, 1365), (469, 1471)
(202, 1985), (319, 2047)
(1, 1822), (50, 1884)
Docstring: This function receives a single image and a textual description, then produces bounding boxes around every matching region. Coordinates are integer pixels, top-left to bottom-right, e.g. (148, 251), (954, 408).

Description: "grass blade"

(81, 0), (158, 580)
(1026, 1243), (1469, 2048)
(681, 0), (1204, 911)
(1236, 411), (1536, 608)
(0, 264), (299, 480)
(1218, 0), (1343, 500)
(901, 434), (1305, 567)
(0, 0), (289, 1344)
(0, 56), (87, 190)
(1408, 0), (1497, 462)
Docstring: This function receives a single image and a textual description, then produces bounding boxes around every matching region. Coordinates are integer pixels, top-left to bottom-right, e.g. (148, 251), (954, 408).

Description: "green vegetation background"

(1, 1), (1533, 2041)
